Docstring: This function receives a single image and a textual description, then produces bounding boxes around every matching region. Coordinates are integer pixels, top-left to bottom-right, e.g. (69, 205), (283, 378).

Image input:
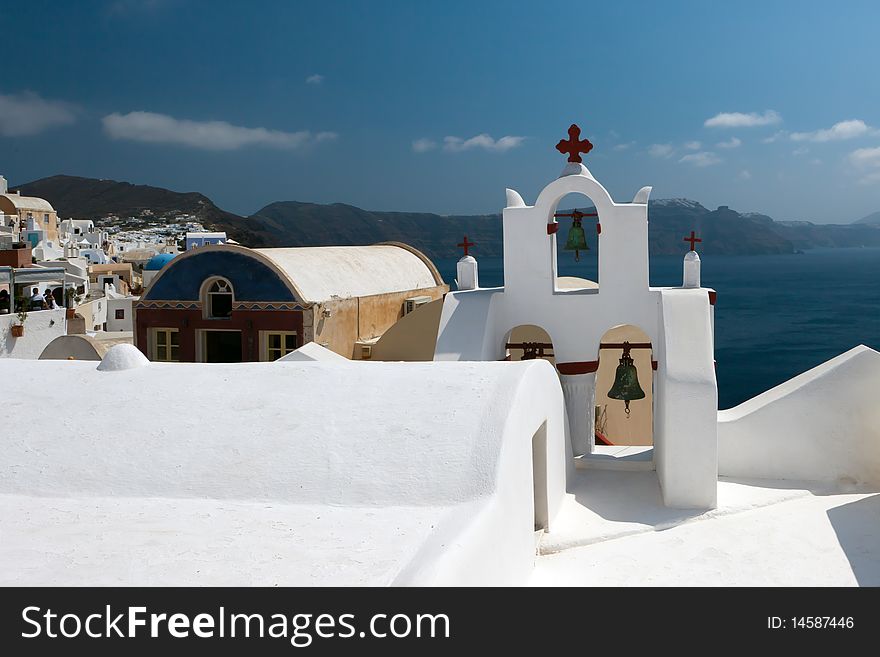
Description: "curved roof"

(143, 247), (298, 302)
(142, 243), (444, 303)
(145, 253), (177, 271)
(0, 193), (55, 213)
(255, 244), (442, 302)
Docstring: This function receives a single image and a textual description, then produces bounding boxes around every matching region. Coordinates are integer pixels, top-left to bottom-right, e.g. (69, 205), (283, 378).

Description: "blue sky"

(1, 0), (879, 221)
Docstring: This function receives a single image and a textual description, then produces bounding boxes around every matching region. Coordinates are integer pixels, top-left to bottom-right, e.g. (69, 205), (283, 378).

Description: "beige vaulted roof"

(255, 243), (443, 302)
(0, 193), (55, 213)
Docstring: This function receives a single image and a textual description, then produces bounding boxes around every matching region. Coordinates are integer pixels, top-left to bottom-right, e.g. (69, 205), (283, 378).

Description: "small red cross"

(457, 235), (475, 257)
(556, 124), (594, 163)
(684, 230), (702, 251)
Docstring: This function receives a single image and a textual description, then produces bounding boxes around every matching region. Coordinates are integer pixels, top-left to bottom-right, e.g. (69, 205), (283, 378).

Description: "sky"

(1, 0), (879, 222)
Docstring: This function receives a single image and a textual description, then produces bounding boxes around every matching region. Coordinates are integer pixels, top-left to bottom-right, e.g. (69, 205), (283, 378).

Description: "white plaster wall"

(561, 373), (595, 455)
(718, 345), (880, 486)
(434, 168), (718, 500)
(396, 359), (572, 585)
(1, 358), (569, 585)
(0, 308), (66, 359)
(654, 289), (718, 508)
(106, 297), (134, 332)
(76, 297), (108, 331)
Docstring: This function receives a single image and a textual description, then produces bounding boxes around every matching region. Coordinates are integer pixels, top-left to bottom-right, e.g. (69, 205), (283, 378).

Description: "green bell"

(564, 217), (589, 262)
(607, 342), (645, 417)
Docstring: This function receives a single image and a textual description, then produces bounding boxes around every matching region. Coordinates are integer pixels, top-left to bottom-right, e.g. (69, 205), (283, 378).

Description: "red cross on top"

(684, 230), (702, 251)
(457, 235), (476, 257)
(556, 124), (594, 163)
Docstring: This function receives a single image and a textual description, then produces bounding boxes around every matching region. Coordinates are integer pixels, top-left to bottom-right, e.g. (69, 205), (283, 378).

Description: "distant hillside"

(247, 201), (502, 259)
(855, 210), (880, 225)
(646, 200), (794, 256)
(13, 174), (880, 258)
(13, 175), (272, 247)
(246, 198), (801, 258)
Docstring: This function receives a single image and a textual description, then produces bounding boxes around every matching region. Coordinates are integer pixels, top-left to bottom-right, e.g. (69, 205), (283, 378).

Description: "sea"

(434, 247), (880, 410)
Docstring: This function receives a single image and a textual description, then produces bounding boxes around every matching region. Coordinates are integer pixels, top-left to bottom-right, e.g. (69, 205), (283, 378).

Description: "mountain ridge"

(856, 210), (880, 225)
(12, 174), (880, 259)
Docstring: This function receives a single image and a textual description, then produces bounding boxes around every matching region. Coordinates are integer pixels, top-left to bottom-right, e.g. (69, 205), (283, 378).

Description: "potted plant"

(64, 286), (77, 319)
(11, 309), (26, 337)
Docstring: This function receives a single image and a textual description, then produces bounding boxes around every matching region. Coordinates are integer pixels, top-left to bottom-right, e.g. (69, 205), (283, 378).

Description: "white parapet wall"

(0, 308), (67, 359)
(654, 288), (718, 509)
(1, 356), (569, 586)
(718, 345), (880, 487)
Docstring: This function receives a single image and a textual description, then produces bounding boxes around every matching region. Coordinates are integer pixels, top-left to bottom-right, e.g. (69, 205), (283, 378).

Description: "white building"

(79, 246), (109, 265)
(59, 218), (95, 237)
(185, 231), (226, 250)
(105, 290), (136, 332)
(0, 264), (70, 358)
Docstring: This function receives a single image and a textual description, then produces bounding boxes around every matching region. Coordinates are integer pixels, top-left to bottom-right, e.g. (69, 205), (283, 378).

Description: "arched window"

(206, 278), (233, 318)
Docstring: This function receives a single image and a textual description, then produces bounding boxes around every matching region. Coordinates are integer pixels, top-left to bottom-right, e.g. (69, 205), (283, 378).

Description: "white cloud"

(717, 137), (741, 149)
(102, 111), (332, 150)
(738, 169), (752, 180)
(849, 146), (880, 184)
(648, 143), (675, 158)
(412, 138), (437, 153)
(792, 146), (809, 156)
(683, 141), (701, 151)
(442, 133), (525, 152)
(613, 141), (635, 151)
(0, 91), (76, 137)
(679, 151), (722, 167)
(858, 170), (880, 185)
(849, 146), (880, 168)
(762, 130), (787, 143)
(306, 74), (324, 85)
(810, 158), (822, 165)
(790, 119), (876, 142)
(704, 110), (782, 128)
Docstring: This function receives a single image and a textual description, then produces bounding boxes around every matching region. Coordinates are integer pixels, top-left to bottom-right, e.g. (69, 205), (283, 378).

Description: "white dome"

(97, 344), (150, 372)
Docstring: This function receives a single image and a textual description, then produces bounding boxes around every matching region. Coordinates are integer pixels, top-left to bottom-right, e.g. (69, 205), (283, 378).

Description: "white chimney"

(0, 175), (7, 194)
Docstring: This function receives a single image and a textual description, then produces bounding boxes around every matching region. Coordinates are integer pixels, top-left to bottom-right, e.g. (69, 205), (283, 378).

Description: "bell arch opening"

(551, 192), (600, 293)
(594, 324), (653, 448)
(502, 325), (555, 365)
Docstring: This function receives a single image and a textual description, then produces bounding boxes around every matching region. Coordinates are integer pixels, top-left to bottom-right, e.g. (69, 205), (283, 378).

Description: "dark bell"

(607, 347), (645, 416)
(564, 219), (588, 262)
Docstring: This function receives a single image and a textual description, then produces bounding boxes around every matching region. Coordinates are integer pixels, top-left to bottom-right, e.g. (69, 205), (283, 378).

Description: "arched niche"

(503, 324), (556, 366)
(549, 192), (600, 292)
(594, 324), (654, 447)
